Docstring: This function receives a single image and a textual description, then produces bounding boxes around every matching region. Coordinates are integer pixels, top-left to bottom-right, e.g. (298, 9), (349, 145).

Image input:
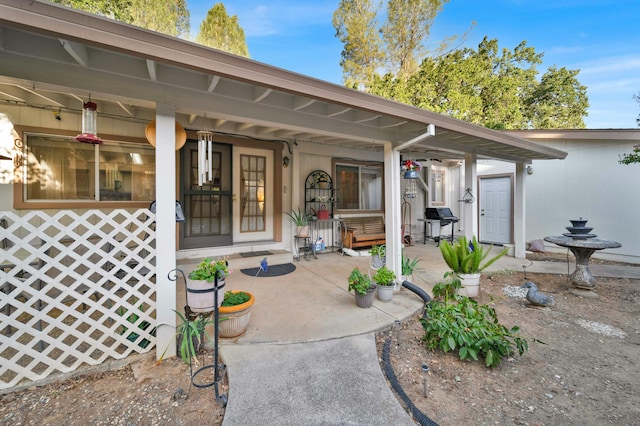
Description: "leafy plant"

(372, 265), (396, 286)
(188, 258), (229, 282)
(369, 244), (386, 257)
(422, 273), (532, 368)
(173, 310), (215, 364)
(348, 267), (374, 295)
(439, 236), (508, 274)
(285, 208), (310, 226)
(221, 291), (251, 307)
(401, 254), (422, 276)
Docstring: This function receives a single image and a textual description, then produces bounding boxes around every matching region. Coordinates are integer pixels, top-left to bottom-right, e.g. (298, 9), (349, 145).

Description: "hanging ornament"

(76, 100), (103, 144)
(197, 130), (214, 186)
(402, 159), (421, 198)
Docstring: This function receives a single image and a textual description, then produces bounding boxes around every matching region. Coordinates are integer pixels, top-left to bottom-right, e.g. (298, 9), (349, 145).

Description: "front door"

(180, 141), (232, 249)
(232, 147), (274, 242)
(479, 176), (512, 244)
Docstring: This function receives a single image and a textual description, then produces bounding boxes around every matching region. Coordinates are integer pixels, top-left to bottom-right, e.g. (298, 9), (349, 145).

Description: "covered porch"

(0, 0), (567, 388)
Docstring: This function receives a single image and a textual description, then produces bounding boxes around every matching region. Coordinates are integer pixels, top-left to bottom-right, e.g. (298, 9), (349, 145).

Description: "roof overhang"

(0, 0), (567, 163)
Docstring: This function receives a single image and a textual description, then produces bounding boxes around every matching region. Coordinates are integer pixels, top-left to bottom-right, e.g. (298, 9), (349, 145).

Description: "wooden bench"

(341, 216), (386, 249)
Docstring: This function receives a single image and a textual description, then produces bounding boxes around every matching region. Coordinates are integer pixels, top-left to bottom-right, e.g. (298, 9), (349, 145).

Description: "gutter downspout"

(385, 125), (436, 284)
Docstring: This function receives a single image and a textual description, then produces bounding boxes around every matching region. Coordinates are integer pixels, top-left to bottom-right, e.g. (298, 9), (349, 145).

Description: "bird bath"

(544, 219), (621, 297)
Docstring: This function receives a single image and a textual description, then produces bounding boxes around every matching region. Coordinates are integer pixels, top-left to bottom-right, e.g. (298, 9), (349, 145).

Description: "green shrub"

(422, 273), (533, 368)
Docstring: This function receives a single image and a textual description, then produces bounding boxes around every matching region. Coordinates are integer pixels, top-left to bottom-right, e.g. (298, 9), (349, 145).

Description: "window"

(431, 168), (445, 206)
(24, 133), (155, 203)
(334, 160), (384, 212)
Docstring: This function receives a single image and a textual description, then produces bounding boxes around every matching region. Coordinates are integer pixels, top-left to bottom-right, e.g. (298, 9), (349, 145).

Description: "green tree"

(196, 3), (249, 57)
(369, 37), (588, 129)
(48, 0), (132, 21)
(129, 0), (190, 38)
(618, 92), (640, 164)
(380, 0), (450, 79)
(332, 0), (384, 88)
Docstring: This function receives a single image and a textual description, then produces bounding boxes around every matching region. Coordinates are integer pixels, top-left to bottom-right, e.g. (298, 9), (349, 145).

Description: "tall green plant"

(423, 274), (535, 368)
(439, 236), (508, 274)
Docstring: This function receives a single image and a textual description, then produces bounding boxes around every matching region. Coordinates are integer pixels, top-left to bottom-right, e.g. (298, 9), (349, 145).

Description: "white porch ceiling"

(0, 0), (567, 163)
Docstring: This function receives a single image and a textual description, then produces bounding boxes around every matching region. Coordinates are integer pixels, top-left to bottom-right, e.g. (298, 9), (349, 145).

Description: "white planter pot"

(371, 254), (385, 269)
(377, 284), (394, 302)
(296, 225), (310, 237)
(457, 273), (481, 297)
(186, 277), (226, 313)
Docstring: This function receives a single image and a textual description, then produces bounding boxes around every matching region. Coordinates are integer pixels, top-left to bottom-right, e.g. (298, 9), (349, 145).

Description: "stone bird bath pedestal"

(544, 218), (621, 297)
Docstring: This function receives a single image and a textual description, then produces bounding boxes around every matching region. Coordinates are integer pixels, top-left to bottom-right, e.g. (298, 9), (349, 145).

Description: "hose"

(382, 338), (439, 426)
(401, 280), (432, 320)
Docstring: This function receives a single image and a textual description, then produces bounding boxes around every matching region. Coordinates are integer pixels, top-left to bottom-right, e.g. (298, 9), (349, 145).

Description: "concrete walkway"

(176, 243), (638, 425)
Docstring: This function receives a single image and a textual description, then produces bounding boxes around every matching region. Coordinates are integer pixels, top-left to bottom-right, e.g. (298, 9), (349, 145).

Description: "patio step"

(177, 250), (293, 272)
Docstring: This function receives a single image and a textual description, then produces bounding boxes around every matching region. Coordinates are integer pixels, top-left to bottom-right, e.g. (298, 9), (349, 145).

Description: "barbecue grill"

(421, 207), (459, 245)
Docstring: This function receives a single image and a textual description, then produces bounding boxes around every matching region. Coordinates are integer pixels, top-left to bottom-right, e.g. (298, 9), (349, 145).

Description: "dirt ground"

(1, 253), (638, 425)
(378, 253), (640, 425)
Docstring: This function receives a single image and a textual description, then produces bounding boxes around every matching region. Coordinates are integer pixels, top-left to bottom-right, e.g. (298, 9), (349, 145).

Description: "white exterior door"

(480, 176), (512, 244)
(232, 147), (274, 242)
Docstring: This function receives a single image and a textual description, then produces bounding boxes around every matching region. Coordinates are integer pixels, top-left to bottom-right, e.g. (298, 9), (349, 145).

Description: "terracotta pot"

(218, 291), (255, 337)
(186, 276), (225, 313)
(296, 225), (310, 237)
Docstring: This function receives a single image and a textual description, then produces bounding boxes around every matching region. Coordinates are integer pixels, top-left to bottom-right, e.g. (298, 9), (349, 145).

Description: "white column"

(464, 153), (478, 239)
(384, 143), (402, 283)
(154, 104), (177, 360)
(514, 162), (527, 258)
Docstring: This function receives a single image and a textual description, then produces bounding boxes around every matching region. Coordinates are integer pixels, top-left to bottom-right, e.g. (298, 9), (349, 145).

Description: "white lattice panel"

(0, 209), (156, 390)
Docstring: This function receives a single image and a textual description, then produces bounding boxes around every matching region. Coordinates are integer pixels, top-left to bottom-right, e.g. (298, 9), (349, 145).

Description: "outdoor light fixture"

(76, 100), (103, 144)
(283, 156), (290, 168)
(197, 130), (214, 186)
(144, 120), (187, 150)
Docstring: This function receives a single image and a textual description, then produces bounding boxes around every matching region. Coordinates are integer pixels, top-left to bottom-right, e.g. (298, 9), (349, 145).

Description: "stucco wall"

(480, 136), (640, 263)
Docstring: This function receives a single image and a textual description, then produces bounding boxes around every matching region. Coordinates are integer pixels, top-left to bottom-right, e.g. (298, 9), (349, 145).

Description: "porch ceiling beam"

(116, 101), (134, 117)
(59, 39), (88, 67)
(395, 124), (435, 151)
(146, 59), (157, 81)
(293, 97), (315, 111)
(207, 75), (220, 93)
(253, 87), (271, 103)
(420, 138), (532, 163)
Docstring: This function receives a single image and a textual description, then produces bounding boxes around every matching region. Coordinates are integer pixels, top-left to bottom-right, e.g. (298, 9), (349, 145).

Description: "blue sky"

(189, 0), (640, 129)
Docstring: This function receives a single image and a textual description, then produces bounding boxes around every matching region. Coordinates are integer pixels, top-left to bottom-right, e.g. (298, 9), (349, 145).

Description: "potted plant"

(369, 244), (386, 268)
(173, 310), (215, 364)
(372, 265), (396, 302)
(285, 207), (310, 237)
(316, 174), (330, 189)
(439, 236), (508, 297)
(401, 253), (422, 287)
(187, 258), (229, 312)
(218, 290), (255, 337)
(348, 267), (376, 308)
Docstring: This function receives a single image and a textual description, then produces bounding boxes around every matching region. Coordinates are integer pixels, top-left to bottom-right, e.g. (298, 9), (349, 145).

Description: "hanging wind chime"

(197, 130), (214, 186)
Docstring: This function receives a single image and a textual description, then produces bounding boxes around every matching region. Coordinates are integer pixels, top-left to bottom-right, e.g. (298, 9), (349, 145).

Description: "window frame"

(332, 158), (385, 214)
(13, 126), (153, 209)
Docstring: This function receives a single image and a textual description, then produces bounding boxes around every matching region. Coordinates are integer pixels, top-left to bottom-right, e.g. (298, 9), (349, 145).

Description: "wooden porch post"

(154, 104), (178, 360)
(384, 143), (402, 283)
(514, 162), (527, 258)
(464, 153), (478, 239)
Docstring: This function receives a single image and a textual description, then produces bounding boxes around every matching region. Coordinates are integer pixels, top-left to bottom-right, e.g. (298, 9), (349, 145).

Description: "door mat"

(240, 263), (296, 277)
(239, 250), (273, 258)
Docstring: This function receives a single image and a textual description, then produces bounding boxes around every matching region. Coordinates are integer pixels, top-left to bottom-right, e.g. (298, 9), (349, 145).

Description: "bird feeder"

(76, 101), (103, 144)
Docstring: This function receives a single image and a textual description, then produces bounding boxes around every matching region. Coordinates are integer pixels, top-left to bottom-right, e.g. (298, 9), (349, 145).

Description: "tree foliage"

(380, 0), (449, 79)
(332, 0), (384, 88)
(368, 37), (588, 129)
(48, 0), (132, 21)
(196, 3), (249, 57)
(129, 0), (190, 38)
(619, 93), (639, 165)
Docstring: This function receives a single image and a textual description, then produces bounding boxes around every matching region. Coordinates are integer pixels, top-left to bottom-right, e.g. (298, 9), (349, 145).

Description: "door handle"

(232, 193), (237, 202)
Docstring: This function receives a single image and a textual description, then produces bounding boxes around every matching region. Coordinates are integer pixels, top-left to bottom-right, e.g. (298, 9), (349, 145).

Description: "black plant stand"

(168, 269), (227, 407)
